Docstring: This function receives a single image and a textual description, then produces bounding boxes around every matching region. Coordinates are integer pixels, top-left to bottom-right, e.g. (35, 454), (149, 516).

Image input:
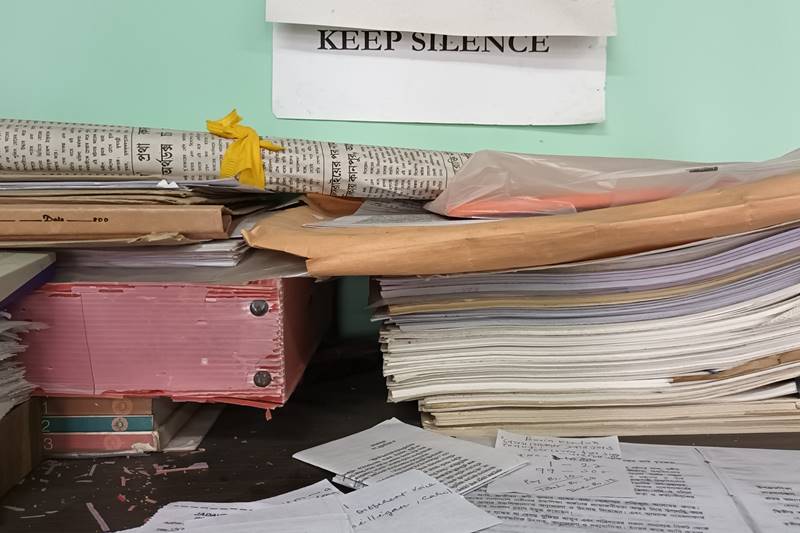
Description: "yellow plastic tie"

(206, 109), (283, 189)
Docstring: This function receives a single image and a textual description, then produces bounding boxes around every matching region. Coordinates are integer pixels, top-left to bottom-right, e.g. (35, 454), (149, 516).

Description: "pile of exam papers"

(0, 313), (43, 421)
(376, 222), (800, 437)
(118, 419), (800, 532)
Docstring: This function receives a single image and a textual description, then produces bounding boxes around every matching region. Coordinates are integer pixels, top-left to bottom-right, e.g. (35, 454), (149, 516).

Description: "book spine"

(41, 415), (154, 433)
(42, 397), (153, 416)
(41, 432), (158, 454)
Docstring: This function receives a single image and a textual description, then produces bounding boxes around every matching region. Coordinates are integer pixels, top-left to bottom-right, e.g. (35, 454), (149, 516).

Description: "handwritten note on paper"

(340, 470), (500, 533)
(293, 418), (526, 494)
(488, 431), (636, 498)
(468, 443), (752, 533)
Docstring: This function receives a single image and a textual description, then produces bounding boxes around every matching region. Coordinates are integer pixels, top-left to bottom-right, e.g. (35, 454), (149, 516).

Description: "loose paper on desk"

(292, 418), (526, 493)
(268, 0), (614, 124)
(339, 469), (500, 533)
(468, 442), (752, 533)
(117, 479), (341, 532)
(698, 446), (800, 532)
(170, 498), (349, 533)
(487, 431), (636, 498)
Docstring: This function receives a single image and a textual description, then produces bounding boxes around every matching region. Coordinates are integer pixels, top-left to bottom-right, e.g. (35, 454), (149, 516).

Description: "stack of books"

(39, 396), (210, 457)
(376, 222), (800, 438)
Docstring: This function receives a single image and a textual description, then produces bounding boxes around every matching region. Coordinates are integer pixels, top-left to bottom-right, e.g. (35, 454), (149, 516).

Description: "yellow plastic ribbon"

(206, 109), (283, 189)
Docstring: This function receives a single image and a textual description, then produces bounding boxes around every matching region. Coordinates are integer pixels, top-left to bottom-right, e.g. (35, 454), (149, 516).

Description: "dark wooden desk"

(1, 342), (798, 532)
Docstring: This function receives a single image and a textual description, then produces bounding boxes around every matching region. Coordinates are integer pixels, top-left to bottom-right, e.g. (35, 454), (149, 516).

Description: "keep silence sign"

(267, 0), (616, 125)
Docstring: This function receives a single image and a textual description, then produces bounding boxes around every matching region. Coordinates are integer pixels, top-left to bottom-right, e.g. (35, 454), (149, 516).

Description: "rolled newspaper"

(0, 118), (468, 199)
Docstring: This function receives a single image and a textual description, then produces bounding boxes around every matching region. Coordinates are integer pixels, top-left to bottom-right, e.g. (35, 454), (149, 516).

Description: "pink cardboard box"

(11, 262), (332, 413)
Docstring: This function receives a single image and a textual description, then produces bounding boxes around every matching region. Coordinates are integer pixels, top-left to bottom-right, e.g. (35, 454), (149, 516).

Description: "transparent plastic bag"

(426, 149), (800, 218)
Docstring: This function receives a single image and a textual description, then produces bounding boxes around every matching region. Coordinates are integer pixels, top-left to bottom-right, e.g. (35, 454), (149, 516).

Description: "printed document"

(293, 418), (526, 493)
(467, 443), (751, 532)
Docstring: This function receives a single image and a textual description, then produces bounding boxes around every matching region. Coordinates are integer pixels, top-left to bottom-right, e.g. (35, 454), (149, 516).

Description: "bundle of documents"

(0, 117), (467, 199)
(375, 222), (800, 437)
(0, 180), (293, 246)
(122, 419), (800, 532)
(54, 240), (250, 268)
(245, 170), (800, 276)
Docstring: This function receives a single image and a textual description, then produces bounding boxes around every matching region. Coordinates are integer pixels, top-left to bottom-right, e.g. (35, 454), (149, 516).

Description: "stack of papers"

(121, 419), (800, 533)
(376, 223), (800, 437)
(0, 313), (44, 421)
(0, 252), (53, 421)
(0, 180), (294, 246)
(55, 240), (251, 268)
(118, 473), (500, 533)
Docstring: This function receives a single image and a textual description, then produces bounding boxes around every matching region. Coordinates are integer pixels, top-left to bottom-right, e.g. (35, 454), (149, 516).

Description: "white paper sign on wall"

(267, 0), (616, 126)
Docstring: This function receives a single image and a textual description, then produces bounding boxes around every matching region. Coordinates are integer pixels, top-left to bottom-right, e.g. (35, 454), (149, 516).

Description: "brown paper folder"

(243, 172), (800, 276)
(0, 204), (231, 240)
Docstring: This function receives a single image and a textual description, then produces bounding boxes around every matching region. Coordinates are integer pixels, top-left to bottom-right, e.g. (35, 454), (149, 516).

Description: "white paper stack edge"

(376, 223), (800, 438)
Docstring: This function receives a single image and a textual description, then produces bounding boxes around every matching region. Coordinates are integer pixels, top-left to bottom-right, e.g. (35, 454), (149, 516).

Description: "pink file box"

(10, 252), (332, 413)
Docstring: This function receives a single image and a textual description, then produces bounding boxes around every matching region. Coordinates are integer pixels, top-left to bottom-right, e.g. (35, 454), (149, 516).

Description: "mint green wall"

(2, 0), (799, 336)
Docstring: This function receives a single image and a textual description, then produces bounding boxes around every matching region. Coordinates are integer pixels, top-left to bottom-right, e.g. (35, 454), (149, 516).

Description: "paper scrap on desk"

(698, 446), (800, 533)
(340, 469), (500, 533)
(116, 480), (341, 532)
(468, 442), (751, 533)
(293, 418), (526, 494)
(487, 431), (636, 498)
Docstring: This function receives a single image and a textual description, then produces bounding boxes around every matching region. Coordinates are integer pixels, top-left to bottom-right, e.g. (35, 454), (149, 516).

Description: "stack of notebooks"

(375, 223), (800, 438)
(39, 396), (217, 457)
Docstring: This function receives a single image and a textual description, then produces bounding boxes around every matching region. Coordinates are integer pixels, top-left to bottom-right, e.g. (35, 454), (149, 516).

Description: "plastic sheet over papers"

(428, 148), (800, 218)
(244, 172), (800, 276)
(292, 418), (526, 493)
